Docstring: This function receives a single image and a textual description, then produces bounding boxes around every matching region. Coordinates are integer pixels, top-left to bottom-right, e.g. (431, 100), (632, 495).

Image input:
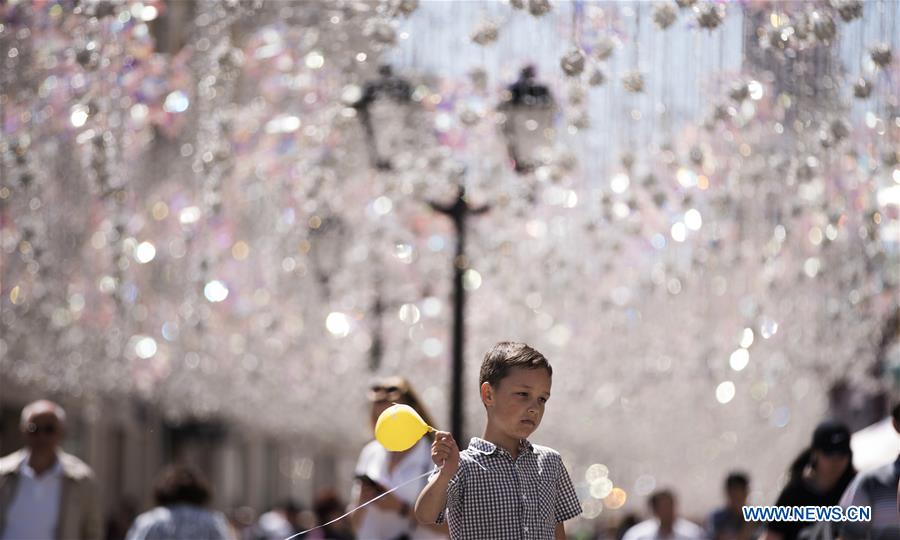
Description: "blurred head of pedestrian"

(278, 499), (302, 529)
(724, 471), (749, 511)
(367, 376), (436, 441)
(227, 504), (257, 534)
(20, 400), (66, 458)
(649, 489), (677, 528)
(153, 465), (212, 508)
(808, 420), (854, 488)
(313, 490), (343, 524)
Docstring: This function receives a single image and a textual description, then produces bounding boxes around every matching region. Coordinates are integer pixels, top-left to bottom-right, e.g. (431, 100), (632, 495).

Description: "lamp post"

(430, 181), (489, 443)
(498, 66), (556, 174)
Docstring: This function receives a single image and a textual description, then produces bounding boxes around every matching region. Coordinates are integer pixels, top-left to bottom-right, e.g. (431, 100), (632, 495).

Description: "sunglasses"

(26, 423), (58, 435)
(369, 385), (405, 403)
(370, 385), (401, 394)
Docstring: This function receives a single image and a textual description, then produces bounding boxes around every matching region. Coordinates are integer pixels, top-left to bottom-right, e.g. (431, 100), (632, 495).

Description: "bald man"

(0, 400), (101, 540)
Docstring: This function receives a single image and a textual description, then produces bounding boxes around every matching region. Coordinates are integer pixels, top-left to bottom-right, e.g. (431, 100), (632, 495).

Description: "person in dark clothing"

(306, 490), (354, 540)
(707, 472), (758, 540)
(761, 421), (856, 540)
(125, 465), (232, 540)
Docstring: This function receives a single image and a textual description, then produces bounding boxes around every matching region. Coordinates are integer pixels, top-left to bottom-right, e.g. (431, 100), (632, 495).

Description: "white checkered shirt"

(430, 437), (582, 540)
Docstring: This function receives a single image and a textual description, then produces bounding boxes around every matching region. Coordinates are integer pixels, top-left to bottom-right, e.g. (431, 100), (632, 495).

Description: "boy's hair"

(479, 342), (552, 387)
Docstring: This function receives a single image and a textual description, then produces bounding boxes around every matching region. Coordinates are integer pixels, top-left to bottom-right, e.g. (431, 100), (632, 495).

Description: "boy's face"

(481, 366), (552, 440)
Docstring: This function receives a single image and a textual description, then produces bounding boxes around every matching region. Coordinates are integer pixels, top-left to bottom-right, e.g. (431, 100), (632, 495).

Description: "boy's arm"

(554, 454), (583, 525)
(414, 469), (454, 524)
(414, 431), (460, 524)
(555, 522), (566, 540)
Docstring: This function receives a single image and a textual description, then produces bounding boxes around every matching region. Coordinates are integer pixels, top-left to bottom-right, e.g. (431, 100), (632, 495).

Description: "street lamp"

(355, 68), (489, 441)
(354, 65), (414, 171)
(498, 66), (557, 174)
(354, 65), (415, 370)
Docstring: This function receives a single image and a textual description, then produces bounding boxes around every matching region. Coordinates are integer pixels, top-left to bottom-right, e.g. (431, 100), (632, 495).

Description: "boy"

(414, 342), (582, 539)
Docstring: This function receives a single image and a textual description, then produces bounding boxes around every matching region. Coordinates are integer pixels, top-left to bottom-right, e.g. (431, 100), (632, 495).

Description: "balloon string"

(286, 427), (486, 540)
(284, 466), (440, 540)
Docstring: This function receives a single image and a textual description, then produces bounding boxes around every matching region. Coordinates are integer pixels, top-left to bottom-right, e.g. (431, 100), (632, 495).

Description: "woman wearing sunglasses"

(350, 377), (447, 540)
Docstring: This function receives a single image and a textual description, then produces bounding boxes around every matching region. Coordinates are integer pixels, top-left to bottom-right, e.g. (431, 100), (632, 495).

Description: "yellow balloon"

(375, 404), (434, 451)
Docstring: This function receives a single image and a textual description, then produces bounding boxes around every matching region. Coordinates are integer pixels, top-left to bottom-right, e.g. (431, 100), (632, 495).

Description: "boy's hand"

(431, 431), (459, 475)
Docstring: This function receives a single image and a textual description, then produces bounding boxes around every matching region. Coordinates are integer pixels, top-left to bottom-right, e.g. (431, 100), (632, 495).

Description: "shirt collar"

(468, 437), (534, 456)
(19, 450), (63, 480)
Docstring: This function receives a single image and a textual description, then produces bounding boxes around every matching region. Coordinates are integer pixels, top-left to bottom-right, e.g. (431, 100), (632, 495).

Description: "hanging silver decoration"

(471, 19), (500, 45)
(653, 2), (678, 30)
(689, 145), (704, 166)
(729, 82), (750, 102)
(694, 2), (725, 30)
(830, 119), (850, 141)
(830, 0), (863, 22)
(392, 0), (419, 16)
(622, 70), (645, 93)
(560, 48), (587, 76)
(871, 44), (893, 68)
(468, 67), (488, 91)
(810, 11), (836, 44)
(853, 77), (872, 99)
(363, 18), (398, 45)
(570, 110), (590, 130)
(458, 106), (482, 126)
(592, 35), (616, 60)
(712, 103), (732, 122)
(568, 83), (587, 105)
(882, 150), (899, 168)
(820, 119), (850, 147)
(763, 25), (791, 51)
(528, 0), (552, 17)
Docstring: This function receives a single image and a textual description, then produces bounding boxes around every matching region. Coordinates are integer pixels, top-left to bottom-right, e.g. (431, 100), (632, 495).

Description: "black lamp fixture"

(498, 65), (557, 174)
(354, 65), (414, 171)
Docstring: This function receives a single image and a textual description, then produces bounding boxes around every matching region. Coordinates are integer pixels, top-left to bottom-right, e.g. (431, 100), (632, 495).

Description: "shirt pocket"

(533, 461), (559, 525)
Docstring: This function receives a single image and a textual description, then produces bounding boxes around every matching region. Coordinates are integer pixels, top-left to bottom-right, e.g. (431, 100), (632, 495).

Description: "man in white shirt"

(623, 489), (708, 540)
(0, 400), (101, 540)
(838, 401), (900, 540)
(254, 499), (302, 540)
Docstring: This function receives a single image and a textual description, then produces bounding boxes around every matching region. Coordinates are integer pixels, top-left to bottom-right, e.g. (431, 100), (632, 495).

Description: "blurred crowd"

(1, 387), (897, 540)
